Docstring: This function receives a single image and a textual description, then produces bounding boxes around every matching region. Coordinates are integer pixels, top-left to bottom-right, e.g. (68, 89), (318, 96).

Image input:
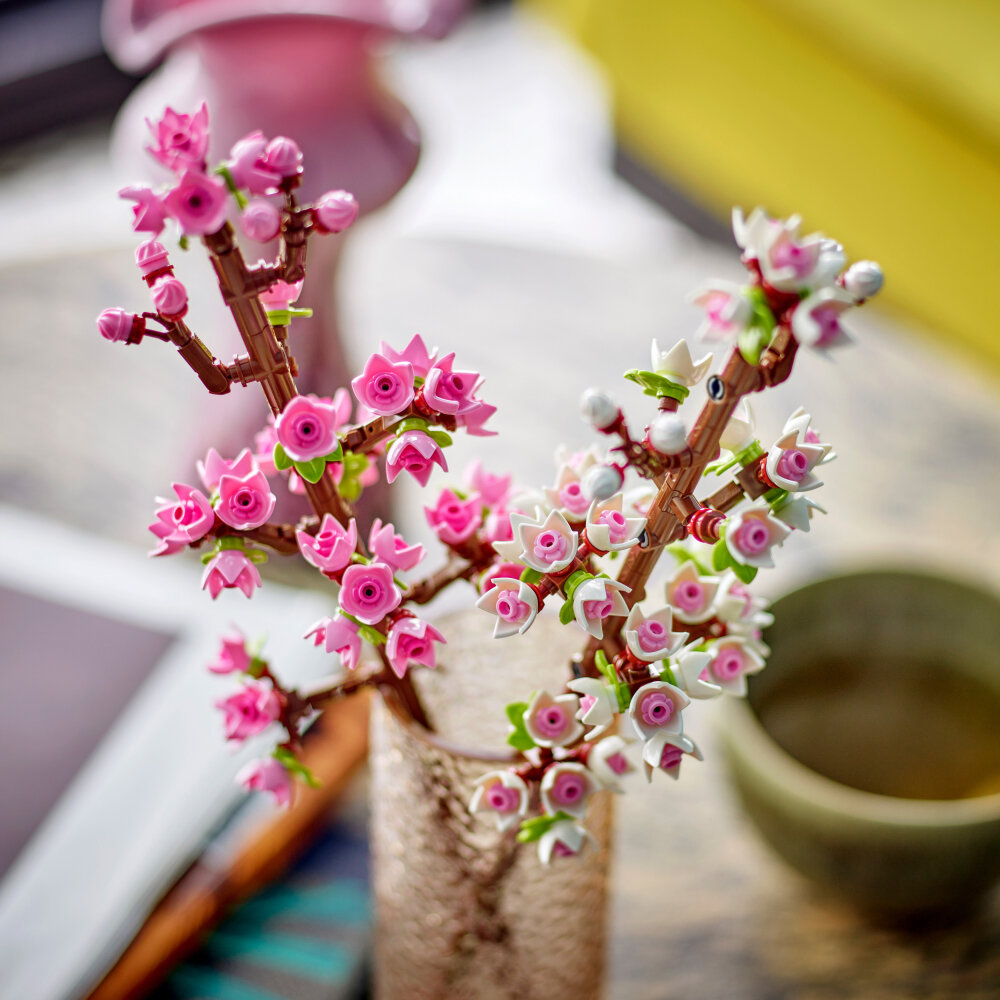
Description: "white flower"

(771, 493), (826, 532)
(476, 577), (539, 638)
(587, 735), (636, 790)
(501, 509), (578, 574)
(622, 605), (688, 662)
(666, 561), (720, 624)
(725, 507), (791, 569)
(701, 636), (765, 696)
(641, 730), (703, 782)
(540, 762), (598, 819)
(765, 430), (825, 492)
(791, 285), (855, 351)
(689, 280), (752, 342)
(735, 208), (845, 292)
(585, 494), (644, 553)
(469, 770), (529, 831)
(544, 465), (593, 521)
(538, 818), (593, 865)
(782, 406), (835, 465)
(650, 338), (712, 387)
(712, 573), (771, 625)
(567, 677), (619, 739)
(627, 680), (689, 741)
(522, 690), (583, 748)
(673, 649), (720, 700)
(571, 576), (630, 639)
(719, 401), (756, 454)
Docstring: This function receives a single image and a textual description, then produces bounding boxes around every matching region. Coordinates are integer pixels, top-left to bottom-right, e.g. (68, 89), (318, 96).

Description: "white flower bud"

(648, 413), (688, 455)
(843, 261), (883, 301)
(580, 388), (620, 430)
(582, 465), (623, 502)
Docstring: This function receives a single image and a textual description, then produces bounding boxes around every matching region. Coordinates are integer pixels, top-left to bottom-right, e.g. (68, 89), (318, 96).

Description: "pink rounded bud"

(97, 307), (141, 343)
(151, 275), (189, 320)
(313, 190), (359, 234)
(135, 239), (171, 278)
(263, 136), (302, 178)
(240, 199), (282, 242)
(776, 448), (809, 482)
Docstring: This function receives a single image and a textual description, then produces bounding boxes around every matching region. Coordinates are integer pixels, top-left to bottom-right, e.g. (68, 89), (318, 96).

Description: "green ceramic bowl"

(721, 570), (1000, 914)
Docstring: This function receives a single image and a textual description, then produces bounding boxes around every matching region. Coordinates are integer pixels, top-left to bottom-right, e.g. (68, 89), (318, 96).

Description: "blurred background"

(1, 0), (999, 998)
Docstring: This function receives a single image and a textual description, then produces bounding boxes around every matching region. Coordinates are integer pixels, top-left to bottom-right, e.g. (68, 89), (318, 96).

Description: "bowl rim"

(722, 690), (1000, 828)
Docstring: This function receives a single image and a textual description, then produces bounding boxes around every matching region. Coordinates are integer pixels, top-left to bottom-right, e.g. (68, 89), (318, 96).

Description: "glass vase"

(370, 612), (613, 1000)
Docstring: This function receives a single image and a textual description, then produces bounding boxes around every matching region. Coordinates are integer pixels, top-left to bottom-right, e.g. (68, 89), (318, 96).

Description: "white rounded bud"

(582, 465), (623, 502)
(580, 388), (620, 430)
(843, 261), (883, 301)
(648, 413), (688, 455)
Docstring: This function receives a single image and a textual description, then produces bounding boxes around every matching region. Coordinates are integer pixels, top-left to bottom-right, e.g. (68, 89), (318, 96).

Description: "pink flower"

(622, 606), (688, 663)
(148, 482), (215, 555)
(385, 617), (446, 678)
(260, 279), (303, 312)
(470, 771), (529, 831)
(522, 690), (583, 749)
(465, 460), (511, 508)
(479, 561), (526, 594)
(338, 563), (401, 624)
(425, 488), (482, 545)
(666, 561), (719, 624)
(208, 632), (252, 674)
(151, 275), (188, 320)
(263, 136), (302, 178)
(145, 103), (209, 173)
(508, 509), (578, 574)
(241, 199), (281, 242)
(378, 334), (438, 378)
(350, 352), (414, 416)
(275, 395), (342, 462)
(725, 507), (791, 569)
(571, 576), (630, 639)
(97, 308), (141, 344)
(296, 514), (358, 575)
(236, 757), (293, 808)
(368, 518), (424, 572)
(456, 399), (497, 437)
(385, 430), (447, 486)
(226, 131), (281, 195)
(641, 731), (703, 782)
(312, 190), (359, 234)
(477, 577), (539, 638)
(791, 286), (855, 351)
(252, 422), (279, 476)
(163, 170), (229, 236)
(482, 507), (516, 544)
(216, 469), (276, 530)
(689, 280), (752, 342)
(202, 549), (262, 599)
(215, 681), (281, 741)
(304, 613), (362, 671)
(197, 448), (257, 493)
(119, 185), (168, 235)
(627, 681), (689, 741)
(421, 357), (481, 416)
(540, 762), (597, 819)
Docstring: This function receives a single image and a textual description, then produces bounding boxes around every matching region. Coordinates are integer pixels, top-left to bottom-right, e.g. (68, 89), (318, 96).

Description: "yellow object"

(529, 0), (1000, 373)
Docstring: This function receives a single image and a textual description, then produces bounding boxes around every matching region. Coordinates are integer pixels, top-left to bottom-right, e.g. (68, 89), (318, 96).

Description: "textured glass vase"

(370, 612), (613, 1000)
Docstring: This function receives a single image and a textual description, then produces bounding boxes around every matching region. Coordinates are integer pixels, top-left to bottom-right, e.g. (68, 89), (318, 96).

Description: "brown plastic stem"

(162, 319), (232, 394)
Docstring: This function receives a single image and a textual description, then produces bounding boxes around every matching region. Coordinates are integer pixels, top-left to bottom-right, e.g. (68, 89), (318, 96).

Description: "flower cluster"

(99, 112), (878, 837)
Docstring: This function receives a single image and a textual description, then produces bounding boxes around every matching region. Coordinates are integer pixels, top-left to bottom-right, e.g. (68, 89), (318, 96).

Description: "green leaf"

(507, 729), (537, 752)
(738, 326), (771, 366)
(293, 457), (327, 484)
(558, 599), (576, 626)
(178, 234), (189, 251)
(516, 812), (571, 843)
(730, 561), (758, 584)
(505, 701), (529, 727)
(428, 429), (453, 449)
(395, 417), (429, 436)
(214, 164), (249, 210)
(337, 451), (368, 503)
(273, 442), (293, 471)
(666, 543), (713, 576)
(357, 623), (386, 646)
(520, 568), (544, 585)
(711, 539), (731, 572)
(273, 748), (321, 789)
(734, 440), (765, 467)
(623, 369), (689, 402)
(562, 569), (592, 602)
(246, 549), (268, 565)
(658, 661), (679, 687)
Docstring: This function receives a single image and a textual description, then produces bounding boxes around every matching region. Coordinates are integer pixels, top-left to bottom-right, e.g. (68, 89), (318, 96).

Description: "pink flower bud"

(151, 275), (188, 320)
(97, 308), (141, 343)
(145, 103), (209, 173)
(386, 617), (446, 678)
(313, 190), (359, 234)
(148, 482), (215, 555)
(134, 239), (171, 279)
(296, 514), (358, 576)
(215, 681), (281, 741)
(368, 518), (424, 573)
(208, 632), (252, 674)
(339, 562), (401, 625)
(240, 198), (282, 242)
(202, 549), (262, 599)
(385, 430), (447, 487)
(227, 130), (282, 195)
(119, 185), (168, 236)
(263, 136), (303, 178)
(216, 469), (276, 530)
(425, 488), (482, 545)
(236, 757), (293, 808)
(275, 395), (342, 462)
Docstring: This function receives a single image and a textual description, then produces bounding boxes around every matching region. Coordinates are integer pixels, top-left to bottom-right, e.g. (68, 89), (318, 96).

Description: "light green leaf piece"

(520, 567), (544, 585)
(505, 700), (536, 751)
(273, 747), (322, 788)
(666, 543), (713, 576)
(730, 561), (758, 584)
(516, 811), (571, 843)
(293, 457), (327, 484)
(558, 599), (576, 626)
(273, 442), (294, 472)
(428, 429), (453, 449)
(357, 622), (386, 646)
(395, 416), (429, 436)
(712, 538), (731, 572)
(623, 369), (690, 403)
(505, 701), (529, 727)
